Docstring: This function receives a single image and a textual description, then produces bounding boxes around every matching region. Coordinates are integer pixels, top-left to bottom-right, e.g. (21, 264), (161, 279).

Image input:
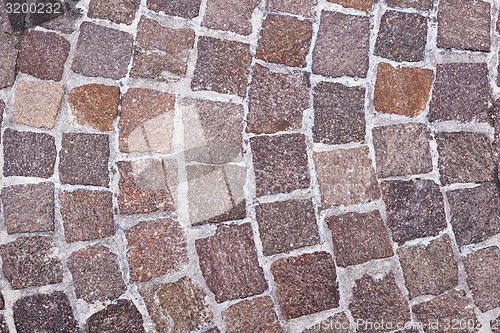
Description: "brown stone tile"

(374, 63), (433, 117)
(196, 223), (267, 302)
(87, 300), (145, 333)
(271, 252), (339, 319)
(247, 64), (310, 134)
(0, 0), (14, 33)
(312, 12), (370, 78)
(327, 0), (373, 11)
(251, 134), (310, 196)
(0, 32), (18, 88)
(386, 0), (433, 10)
(223, 296), (282, 333)
(147, 0), (202, 19)
(267, 0), (316, 17)
(40, 6), (83, 34)
(203, 0), (259, 35)
(88, 0), (140, 25)
(313, 147), (380, 207)
(302, 312), (353, 332)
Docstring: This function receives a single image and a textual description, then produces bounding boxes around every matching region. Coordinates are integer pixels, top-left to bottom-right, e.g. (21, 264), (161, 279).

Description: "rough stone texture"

(1, 183), (55, 234)
(313, 147), (380, 207)
(313, 11), (370, 78)
(0, 316), (6, 333)
(223, 296), (282, 333)
(327, 0), (373, 11)
(267, 0), (316, 17)
(313, 82), (366, 144)
(0, 32), (18, 88)
(88, 0), (140, 25)
(372, 123), (432, 178)
(251, 134), (310, 196)
(119, 88), (175, 153)
(374, 63), (433, 117)
(256, 199), (319, 256)
(72, 22), (134, 79)
(126, 219), (188, 282)
(492, 317), (500, 333)
(386, 0), (433, 10)
(247, 64), (310, 134)
(13, 292), (78, 333)
(3, 129), (56, 178)
(146, 0), (202, 19)
(131, 18), (195, 82)
(195, 223), (267, 302)
(302, 313), (353, 333)
(437, 0), (491, 52)
(381, 179), (447, 243)
(40, 7), (83, 34)
(68, 84), (120, 132)
(271, 252), (339, 320)
(203, 0), (259, 35)
(326, 211), (393, 267)
(0, 236), (63, 289)
(59, 133), (110, 186)
(87, 300), (145, 333)
(59, 190), (114, 243)
(429, 63), (490, 123)
(67, 245), (126, 303)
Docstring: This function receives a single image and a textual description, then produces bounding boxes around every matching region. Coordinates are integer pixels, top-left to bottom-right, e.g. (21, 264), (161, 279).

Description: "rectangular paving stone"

(223, 296), (283, 333)
(203, 0), (259, 35)
(0, 32), (18, 88)
(302, 312), (353, 333)
(88, 0), (140, 25)
(87, 300), (145, 333)
(267, 0), (316, 17)
(147, 0), (202, 19)
(327, 0), (373, 11)
(386, 0), (433, 10)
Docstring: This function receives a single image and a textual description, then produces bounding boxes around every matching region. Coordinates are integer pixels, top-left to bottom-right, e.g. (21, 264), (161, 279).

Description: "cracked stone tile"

(302, 312), (353, 333)
(0, 32), (18, 88)
(86, 300), (145, 333)
(203, 0), (259, 35)
(146, 0), (202, 19)
(267, 0), (316, 17)
(88, 0), (140, 25)
(327, 0), (373, 11)
(223, 296), (283, 333)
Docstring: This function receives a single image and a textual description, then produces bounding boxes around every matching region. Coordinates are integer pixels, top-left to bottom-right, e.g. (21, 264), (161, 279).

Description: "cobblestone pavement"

(0, 0), (500, 332)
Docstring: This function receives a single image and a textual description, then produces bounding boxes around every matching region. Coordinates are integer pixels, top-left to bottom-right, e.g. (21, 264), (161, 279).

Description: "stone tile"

(40, 7), (83, 34)
(13, 80), (63, 129)
(59, 190), (114, 243)
(1, 183), (54, 234)
(0, 0), (13, 33)
(0, 236), (63, 289)
(251, 134), (310, 196)
(436, 132), (494, 184)
(350, 274), (410, 333)
(271, 252), (339, 319)
(126, 219), (188, 282)
(88, 0), (140, 25)
(72, 22), (134, 79)
(312, 11), (370, 78)
(146, 0), (202, 19)
(68, 84), (119, 132)
(59, 133), (110, 186)
(437, 0), (490, 52)
(223, 296), (282, 333)
(248, 64), (309, 134)
(313, 82), (365, 144)
(326, 211), (393, 267)
(3, 129), (56, 178)
(119, 88), (175, 153)
(13, 292), (78, 333)
(381, 179), (447, 243)
(429, 63), (490, 123)
(67, 245), (126, 303)
(196, 223), (267, 302)
(302, 312), (353, 332)
(267, 0), (316, 17)
(0, 32), (18, 88)
(327, 0), (373, 11)
(463, 246), (500, 312)
(386, 0), (433, 10)
(192, 37), (251, 96)
(374, 63), (433, 117)
(87, 300), (145, 333)
(256, 199), (319, 256)
(131, 18), (195, 82)
(313, 147), (380, 207)
(203, 0), (259, 35)
(373, 123), (432, 178)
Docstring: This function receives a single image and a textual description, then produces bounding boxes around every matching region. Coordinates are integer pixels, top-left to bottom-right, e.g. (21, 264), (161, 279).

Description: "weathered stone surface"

(327, 0), (373, 11)
(40, 6), (83, 34)
(267, 0), (316, 17)
(0, 32), (18, 88)
(386, 0), (433, 10)
(223, 296), (282, 333)
(88, 0), (140, 25)
(203, 0), (259, 35)
(146, 0), (202, 19)
(302, 313), (353, 333)
(87, 300), (145, 333)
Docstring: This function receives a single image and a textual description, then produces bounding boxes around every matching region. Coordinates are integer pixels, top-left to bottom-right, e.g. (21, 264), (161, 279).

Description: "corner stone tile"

(196, 223), (267, 302)
(271, 252), (339, 319)
(223, 296), (283, 333)
(87, 300), (145, 333)
(146, 0), (201, 19)
(247, 64), (310, 134)
(88, 0), (140, 25)
(0, 32), (18, 88)
(372, 123), (432, 178)
(326, 210), (393, 267)
(313, 146), (380, 207)
(374, 63), (433, 117)
(312, 11), (370, 78)
(71, 22), (134, 80)
(0, 236), (63, 289)
(386, 0), (433, 10)
(251, 134), (310, 197)
(327, 0), (373, 12)
(267, 0), (316, 17)
(67, 245), (125, 303)
(203, 0), (259, 35)
(302, 312), (353, 332)
(1, 183), (54, 234)
(463, 246), (500, 312)
(119, 88), (175, 153)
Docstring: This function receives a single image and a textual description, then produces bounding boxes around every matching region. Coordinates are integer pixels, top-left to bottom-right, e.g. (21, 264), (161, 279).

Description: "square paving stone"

(87, 300), (145, 333)
(146, 0), (202, 19)
(312, 11), (370, 78)
(3, 129), (56, 178)
(247, 64), (310, 134)
(195, 223), (267, 302)
(59, 133), (110, 186)
(386, 0), (433, 10)
(372, 123), (432, 178)
(223, 296), (283, 333)
(0, 236), (63, 289)
(131, 18), (195, 82)
(267, 0), (316, 17)
(327, 0), (373, 12)
(203, 0), (259, 35)
(0, 32), (18, 88)
(88, 0), (140, 25)
(437, 0), (491, 52)
(1, 183), (54, 234)
(314, 146), (380, 207)
(271, 251), (339, 319)
(381, 179), (447, 243)
(313, 82), (365, 144)
(302, 312), (353, 332)
(71, 22), (134, 79)
(251, 134), (310, 196)
(326, 210), (393, 267)
(256, 199), (319, 256)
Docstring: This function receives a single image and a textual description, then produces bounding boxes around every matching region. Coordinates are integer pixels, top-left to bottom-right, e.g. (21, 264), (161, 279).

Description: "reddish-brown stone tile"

(302, 312), (353, 333)
(87, 300), (145, 333)
(267, 0), (316, 17)
(147, 0), (202, 19)
(327, 0), (373, 11)
(223, 296), (282, 333)
(203, 0), (259, 35)
(88, 0), (140, 25)
(40, 6), (83, 34)
(0, 32), (18, 88)
(386, 0), (433, 10)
